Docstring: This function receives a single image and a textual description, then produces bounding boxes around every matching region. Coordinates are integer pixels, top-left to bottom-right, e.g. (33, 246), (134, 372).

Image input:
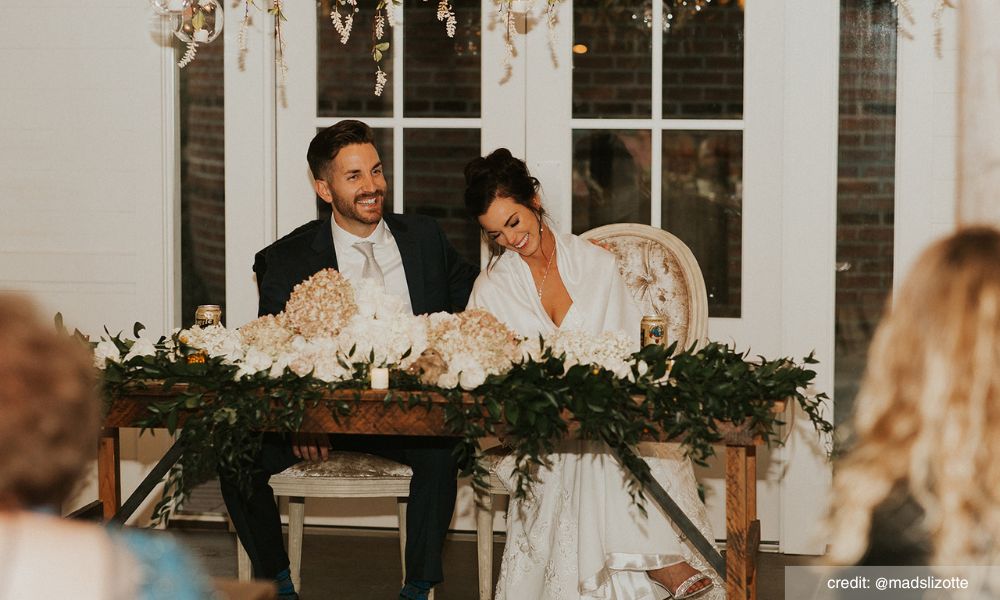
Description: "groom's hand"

(291, 432), (330, 461)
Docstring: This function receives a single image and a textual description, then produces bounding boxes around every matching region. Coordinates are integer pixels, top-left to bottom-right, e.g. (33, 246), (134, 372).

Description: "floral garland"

(94, 271), (831, 520)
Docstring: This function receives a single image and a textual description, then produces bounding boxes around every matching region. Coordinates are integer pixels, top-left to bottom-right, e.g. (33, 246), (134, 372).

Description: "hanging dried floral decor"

(155, 0), (570, 95)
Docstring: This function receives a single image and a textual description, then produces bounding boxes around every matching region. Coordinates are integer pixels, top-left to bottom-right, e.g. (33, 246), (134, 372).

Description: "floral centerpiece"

(94, 270), (830, 520)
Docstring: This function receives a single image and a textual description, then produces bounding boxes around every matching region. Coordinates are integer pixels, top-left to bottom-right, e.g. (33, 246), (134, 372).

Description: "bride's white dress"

(467, 232), (725, 600)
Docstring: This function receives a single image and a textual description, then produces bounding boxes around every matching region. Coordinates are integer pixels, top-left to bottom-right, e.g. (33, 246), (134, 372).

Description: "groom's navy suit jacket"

(253, 212), (478, 317)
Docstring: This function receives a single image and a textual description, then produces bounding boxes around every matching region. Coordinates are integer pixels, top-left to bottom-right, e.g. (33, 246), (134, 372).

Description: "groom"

(220, 120), (479, 600)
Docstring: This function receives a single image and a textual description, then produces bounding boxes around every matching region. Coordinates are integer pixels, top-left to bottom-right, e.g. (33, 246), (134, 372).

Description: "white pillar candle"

(193, 28), (210, 43)
(370, 367), (389, 390)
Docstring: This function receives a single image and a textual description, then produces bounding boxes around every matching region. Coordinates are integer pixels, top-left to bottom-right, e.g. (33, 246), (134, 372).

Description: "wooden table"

(101, 388), (775, 600)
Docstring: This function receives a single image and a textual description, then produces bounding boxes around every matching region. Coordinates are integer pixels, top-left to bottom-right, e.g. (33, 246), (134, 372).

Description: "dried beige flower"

(282, 269), (359, 338)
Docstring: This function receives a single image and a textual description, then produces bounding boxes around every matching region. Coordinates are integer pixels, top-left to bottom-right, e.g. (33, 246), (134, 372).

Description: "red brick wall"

(318, 0), (393, 116)
(573, 0), (652, 118)
(403, 128), (482, 266)
(180, 38), (226, 326)
(403, 0), (480, 117)
(835, 0), (897, 418)
(662, 0), (743, 118)
(571, 1), (744, 317)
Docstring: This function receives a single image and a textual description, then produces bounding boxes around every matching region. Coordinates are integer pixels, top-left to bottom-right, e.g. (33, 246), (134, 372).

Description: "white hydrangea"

(236, 347), (274, 379)
(278, 336), (353, 383)
(269, 351), (297, 378)
(93, 339), (121, 369)
(458, 363), (487, 390)
(339, 310), (428, 369)
(123, 337), (157, 362)
(352, 278), (407, 320)
(308, 337), (354, 383)
(437, 371), (459, 390)
(180, 324), (245, 364)
(532, 330), (637, 380)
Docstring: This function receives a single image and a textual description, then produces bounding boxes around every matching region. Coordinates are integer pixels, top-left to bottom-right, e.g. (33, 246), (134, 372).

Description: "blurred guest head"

(828, 226), (1000, 565)
(0, 295), (99, 509)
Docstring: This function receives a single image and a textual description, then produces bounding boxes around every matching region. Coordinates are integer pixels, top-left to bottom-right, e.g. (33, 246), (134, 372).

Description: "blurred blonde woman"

(827, 226), (1000, 567)
(0, 295), (212, 599)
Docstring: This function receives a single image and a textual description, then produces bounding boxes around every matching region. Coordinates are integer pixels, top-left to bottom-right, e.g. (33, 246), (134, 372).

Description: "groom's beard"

(332, 188), (386, 225)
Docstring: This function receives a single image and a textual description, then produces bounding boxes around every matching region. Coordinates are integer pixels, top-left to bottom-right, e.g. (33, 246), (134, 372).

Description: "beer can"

(195, 304), (222, 327)
(640, 315), (667, 347)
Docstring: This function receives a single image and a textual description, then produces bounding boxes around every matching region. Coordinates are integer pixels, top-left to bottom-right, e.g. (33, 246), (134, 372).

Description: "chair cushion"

(276, 451), (413, 479)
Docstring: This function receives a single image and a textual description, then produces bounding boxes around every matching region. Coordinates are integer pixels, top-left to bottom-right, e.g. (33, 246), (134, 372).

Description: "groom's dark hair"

(307, 120), (377, 179)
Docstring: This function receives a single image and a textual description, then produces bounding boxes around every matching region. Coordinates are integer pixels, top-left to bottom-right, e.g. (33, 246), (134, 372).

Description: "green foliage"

(102, 331), (831, 522)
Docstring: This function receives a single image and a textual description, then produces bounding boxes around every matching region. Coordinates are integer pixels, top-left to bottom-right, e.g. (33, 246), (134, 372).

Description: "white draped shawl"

(467, 231), (642, 340)
(465, 231), (723, 600)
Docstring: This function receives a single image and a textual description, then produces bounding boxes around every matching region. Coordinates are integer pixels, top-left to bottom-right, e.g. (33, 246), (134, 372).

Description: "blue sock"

(399, 579), (433, 600)
(275, 568), (296, 596)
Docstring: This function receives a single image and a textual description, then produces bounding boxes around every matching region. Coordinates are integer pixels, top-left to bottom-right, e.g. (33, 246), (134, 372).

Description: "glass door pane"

(662, 0), (744, 118)
(571, 129), (652, 231)
(403, 128), (482, 266)
(661, 130), (742, 317)
(403, 0), (481, 117)
(835, 0), (898, 426)
(573, 0), (653, 119)
(317, 0), (393, 116)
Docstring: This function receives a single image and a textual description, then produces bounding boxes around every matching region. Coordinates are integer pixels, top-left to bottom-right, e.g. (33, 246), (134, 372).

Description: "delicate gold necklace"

(535, 227), (556, 300)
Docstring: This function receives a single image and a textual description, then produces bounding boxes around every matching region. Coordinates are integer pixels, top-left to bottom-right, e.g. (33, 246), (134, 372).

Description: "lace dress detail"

(469, 232), (725, 599)
(493, 441), (725, 600)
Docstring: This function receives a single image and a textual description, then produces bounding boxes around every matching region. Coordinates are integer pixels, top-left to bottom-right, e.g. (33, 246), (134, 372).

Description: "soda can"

(640, 315), (667, 347)
(195, 304), (222, 327)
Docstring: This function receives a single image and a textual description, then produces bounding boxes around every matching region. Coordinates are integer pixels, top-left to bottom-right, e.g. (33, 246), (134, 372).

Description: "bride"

(464, 149), (723, 600)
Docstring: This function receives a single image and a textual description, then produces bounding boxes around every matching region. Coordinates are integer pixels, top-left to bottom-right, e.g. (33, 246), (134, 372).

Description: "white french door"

(496, 0), (839, 554)
(260, 0), (837, 553)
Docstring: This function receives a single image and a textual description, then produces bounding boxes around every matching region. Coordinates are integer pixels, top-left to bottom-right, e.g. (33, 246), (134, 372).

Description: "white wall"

(0, 2), (179, 521)
(895, 1), (959, 281)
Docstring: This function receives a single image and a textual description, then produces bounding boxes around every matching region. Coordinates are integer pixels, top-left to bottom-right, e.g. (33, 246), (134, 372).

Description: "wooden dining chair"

(235, 451), (434, 599)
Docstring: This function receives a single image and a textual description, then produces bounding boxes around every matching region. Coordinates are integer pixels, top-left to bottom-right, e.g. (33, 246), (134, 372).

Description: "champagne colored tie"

(353, 241), (385, 287)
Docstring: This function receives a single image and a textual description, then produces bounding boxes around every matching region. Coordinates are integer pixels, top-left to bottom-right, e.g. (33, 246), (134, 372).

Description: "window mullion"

(393, 3), (404, 212)
(651, 0), (664, 229)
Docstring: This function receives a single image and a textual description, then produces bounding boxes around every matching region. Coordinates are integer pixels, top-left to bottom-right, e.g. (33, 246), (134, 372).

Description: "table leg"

(726, 445), (759, 600)
(98, 427), (121, 521)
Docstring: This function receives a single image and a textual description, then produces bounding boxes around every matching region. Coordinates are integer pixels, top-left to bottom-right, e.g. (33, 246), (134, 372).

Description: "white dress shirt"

(331, 218), (413, 315)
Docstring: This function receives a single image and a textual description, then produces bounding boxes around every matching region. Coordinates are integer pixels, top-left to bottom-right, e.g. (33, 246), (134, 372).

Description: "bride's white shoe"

(652, 572), (714, 600)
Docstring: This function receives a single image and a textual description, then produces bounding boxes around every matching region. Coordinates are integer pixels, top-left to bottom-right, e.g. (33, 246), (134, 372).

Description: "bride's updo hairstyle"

(464, 148), (547, 266)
